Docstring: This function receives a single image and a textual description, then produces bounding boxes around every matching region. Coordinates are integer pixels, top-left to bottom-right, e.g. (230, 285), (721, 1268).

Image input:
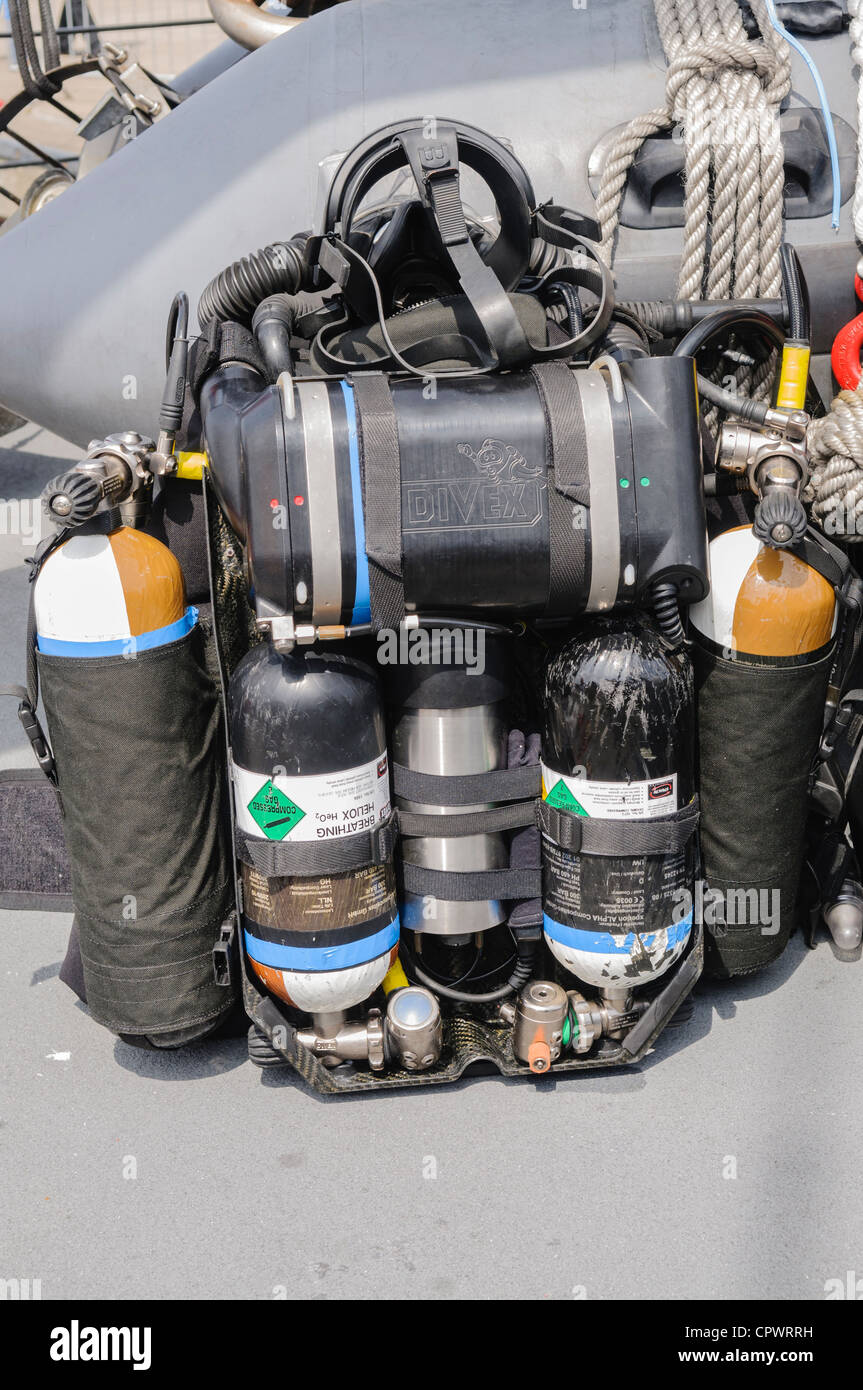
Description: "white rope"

(596, 0), (790, 311)
(806, 389), (863, 537)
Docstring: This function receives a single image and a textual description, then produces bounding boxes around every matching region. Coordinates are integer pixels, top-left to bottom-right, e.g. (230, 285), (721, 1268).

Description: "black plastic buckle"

(213, 912), (237, 989)
(398, 127), (469, 246)
(17, 700), (56, 783)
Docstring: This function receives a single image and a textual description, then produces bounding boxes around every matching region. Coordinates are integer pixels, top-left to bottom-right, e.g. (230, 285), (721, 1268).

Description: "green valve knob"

(563, 1012), (578, 1047)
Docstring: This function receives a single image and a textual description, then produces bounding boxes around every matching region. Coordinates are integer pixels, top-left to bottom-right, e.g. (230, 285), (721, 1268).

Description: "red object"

(832, 272), (863, 391)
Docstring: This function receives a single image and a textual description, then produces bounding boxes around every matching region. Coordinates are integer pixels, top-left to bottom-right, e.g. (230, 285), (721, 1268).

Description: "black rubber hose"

(617, 299), (671, 335)
(159, 292), (189, 436)
(410, 960), (516, 1005)
(252, 293), (299, 379)
(600, 319), (650, 361)
(780, 243), (810, 344)
(405, 930), (537, 1005)
(673, 306), (785, 361)
(695, 373), (769, 423)
(38, 0), (60, 71)
(11, 0), (58, 96)
(412, 615), (515, 637)
(8, 1), (44, 99)
(547, 280), (584, 337)
(506, 934), (539, 993)
(198, 235), (308, 327)
(528, 237), (570, 278)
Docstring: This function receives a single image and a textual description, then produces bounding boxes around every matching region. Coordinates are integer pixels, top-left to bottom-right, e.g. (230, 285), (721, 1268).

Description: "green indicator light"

(619, 478), (630, 488)
(640, 476), (651, 487)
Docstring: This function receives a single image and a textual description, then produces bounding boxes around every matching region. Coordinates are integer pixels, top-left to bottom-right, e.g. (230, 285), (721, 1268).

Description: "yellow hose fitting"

(776, 343), (810, 412)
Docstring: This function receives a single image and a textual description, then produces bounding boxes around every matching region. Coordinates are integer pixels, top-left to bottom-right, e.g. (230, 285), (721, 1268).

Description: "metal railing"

(1, 3), (220, 73)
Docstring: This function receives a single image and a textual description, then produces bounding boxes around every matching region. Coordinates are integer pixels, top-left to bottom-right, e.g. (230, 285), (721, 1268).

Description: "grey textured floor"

(1, 425), (861, 1301)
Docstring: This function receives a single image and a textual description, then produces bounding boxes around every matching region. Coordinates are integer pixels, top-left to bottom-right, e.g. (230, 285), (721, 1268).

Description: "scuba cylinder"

(32, 515), (234, 1046)
(228, 644), (398, 1017)
(690, 525), (837, 976)
(34, 523), (193, 652)
(540, 617), (697, 998)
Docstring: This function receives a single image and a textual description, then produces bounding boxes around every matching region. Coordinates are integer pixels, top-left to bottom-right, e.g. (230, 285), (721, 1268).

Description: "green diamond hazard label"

(247, 781), (306, 840)
(545, 778), (588, 817)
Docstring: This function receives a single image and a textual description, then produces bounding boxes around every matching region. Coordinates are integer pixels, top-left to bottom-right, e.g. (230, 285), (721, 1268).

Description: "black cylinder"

(229, 644), (398, 1014)
(541, 616), (696, 992)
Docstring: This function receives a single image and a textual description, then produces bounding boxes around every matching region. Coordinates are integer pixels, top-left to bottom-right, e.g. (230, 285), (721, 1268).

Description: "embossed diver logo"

(404, 438), (544, 531)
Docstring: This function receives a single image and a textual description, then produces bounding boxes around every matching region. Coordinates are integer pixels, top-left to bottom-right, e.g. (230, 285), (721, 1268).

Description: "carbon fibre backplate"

(240, 924), (703, 1094)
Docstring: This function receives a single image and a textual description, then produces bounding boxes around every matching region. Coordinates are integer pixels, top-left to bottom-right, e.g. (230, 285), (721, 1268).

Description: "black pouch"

(0, 768), (72, 911)
(36, 626), (235, 1038)
(695, 644), (832, 978)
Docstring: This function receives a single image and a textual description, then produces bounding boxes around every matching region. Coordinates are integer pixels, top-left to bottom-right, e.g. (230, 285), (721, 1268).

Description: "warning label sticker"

(233, 753), (392, 844)
(540, 763), (678, 821)
(246, 781), (306, 841)
(544, 779), (588, 817)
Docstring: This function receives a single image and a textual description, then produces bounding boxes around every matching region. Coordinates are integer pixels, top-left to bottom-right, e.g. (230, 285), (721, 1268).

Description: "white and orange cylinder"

(34, 524), (195, 656)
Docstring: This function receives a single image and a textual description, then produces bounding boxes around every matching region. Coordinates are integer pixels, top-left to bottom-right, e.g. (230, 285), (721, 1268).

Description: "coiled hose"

(651, 581), (686, 648)
(197, 234), (308, 326)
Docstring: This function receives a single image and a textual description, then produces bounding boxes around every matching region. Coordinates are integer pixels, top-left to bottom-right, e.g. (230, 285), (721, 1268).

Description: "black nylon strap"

(791, 526), (853, 595)
(351, 373), (404, 631)
(396, 800), (537, 839)
(236, 815), (396, 878)
(537, 796), (700, 857)
(400, 861), (542, 902)
(531, 363), (591, 506)
(399, 126), (532, 370)
(392, 760), (541, 806)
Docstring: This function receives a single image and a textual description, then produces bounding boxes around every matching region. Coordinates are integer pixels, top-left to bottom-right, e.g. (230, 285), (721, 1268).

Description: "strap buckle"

(213, 912), (237, 989)
(398, 127), (470, 246)
(17, 700), (56, 783)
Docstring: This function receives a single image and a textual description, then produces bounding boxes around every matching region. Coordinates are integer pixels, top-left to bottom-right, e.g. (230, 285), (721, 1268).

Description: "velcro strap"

(531, 362), (590, 506)
(235, 814), (396, 878)
(537, 796), (700, 857)
(396, 801), (537, 838)
(392, 761), (541, 806)
(351, 372), (404, 631)
(399, 862), (542, 902)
